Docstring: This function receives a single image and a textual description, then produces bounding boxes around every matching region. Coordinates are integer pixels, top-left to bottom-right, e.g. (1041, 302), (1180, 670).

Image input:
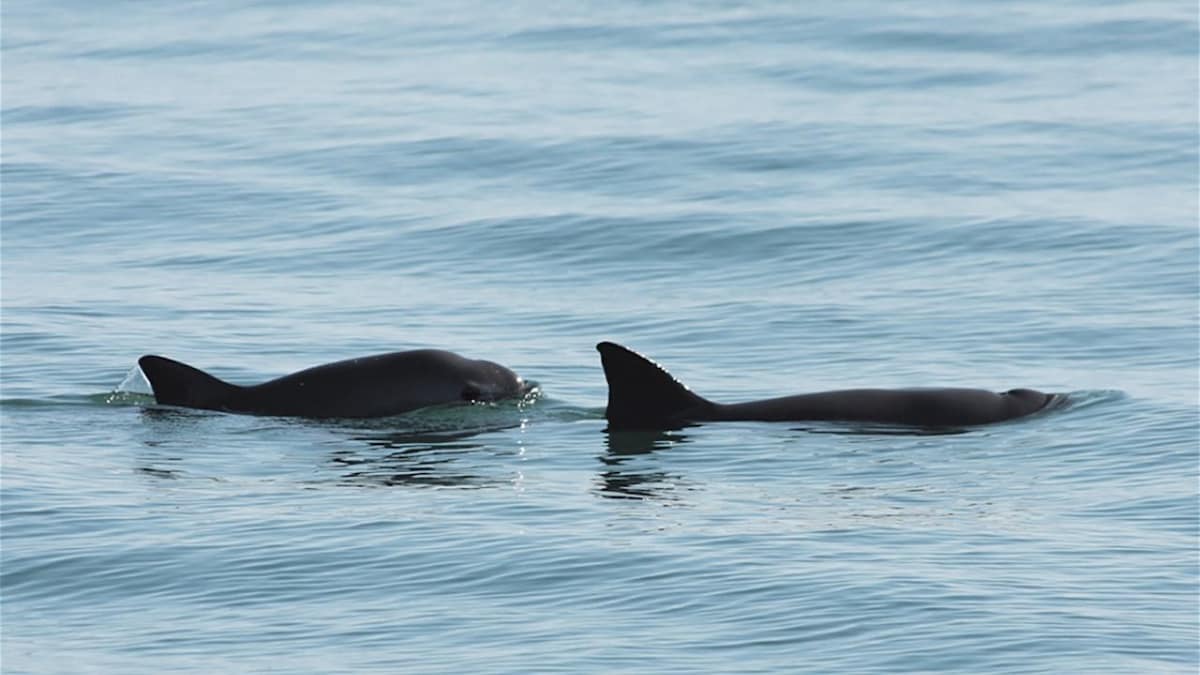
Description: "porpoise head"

(461, 358), (530, 402)
(1003, 388), (1059, 416)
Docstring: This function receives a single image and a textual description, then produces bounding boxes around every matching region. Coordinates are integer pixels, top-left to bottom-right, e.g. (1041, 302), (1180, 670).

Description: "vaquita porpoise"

(138, 350), (528, 418)
(596, 341), (1061, 430)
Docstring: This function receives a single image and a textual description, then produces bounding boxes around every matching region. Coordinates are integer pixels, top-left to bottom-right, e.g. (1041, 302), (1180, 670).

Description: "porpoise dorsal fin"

(138, 355), (241, 412)
(596, 342), (713, 429)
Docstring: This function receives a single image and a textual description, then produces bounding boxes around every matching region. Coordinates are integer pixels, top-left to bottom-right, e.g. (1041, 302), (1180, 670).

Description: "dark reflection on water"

(596, 429), (693, 501)
(350, 427), (506, 450)
(331, 445), (486, 488)
(134, 466), (180, 479)
(133, 404), (532, 488)
(593, 420), (972, 501)
(333, 422), (523, 489)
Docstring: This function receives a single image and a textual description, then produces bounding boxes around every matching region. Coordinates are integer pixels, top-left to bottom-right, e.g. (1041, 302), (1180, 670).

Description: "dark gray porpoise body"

(597, 342), (1060, 430)
(138, 350), (527, 418)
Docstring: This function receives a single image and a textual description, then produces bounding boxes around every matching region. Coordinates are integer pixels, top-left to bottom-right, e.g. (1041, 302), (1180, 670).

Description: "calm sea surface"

(2, 1), (1197, 673)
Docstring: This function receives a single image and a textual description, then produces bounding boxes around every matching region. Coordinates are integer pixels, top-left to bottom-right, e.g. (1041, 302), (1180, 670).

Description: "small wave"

(1050, 389), (1127, 413)
(102, 391), (155, 406)
(1, 393), (153, 410)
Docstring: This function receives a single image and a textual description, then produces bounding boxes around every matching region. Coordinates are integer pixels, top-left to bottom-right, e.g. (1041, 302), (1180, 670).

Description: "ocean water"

(2, 0), (1197, 672)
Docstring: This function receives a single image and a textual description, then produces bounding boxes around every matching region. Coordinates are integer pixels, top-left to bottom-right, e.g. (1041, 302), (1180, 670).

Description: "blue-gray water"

(2, 1), (1198, 673)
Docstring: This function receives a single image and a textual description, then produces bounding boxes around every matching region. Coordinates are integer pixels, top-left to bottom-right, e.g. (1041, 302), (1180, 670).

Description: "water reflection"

(133, 403), (529, 489)
(596, 429), (692, 501)
(333, 422), (522, 488)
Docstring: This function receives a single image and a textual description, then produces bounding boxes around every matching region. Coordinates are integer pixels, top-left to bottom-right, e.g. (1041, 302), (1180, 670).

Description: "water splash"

(105, 363), (152, 405)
